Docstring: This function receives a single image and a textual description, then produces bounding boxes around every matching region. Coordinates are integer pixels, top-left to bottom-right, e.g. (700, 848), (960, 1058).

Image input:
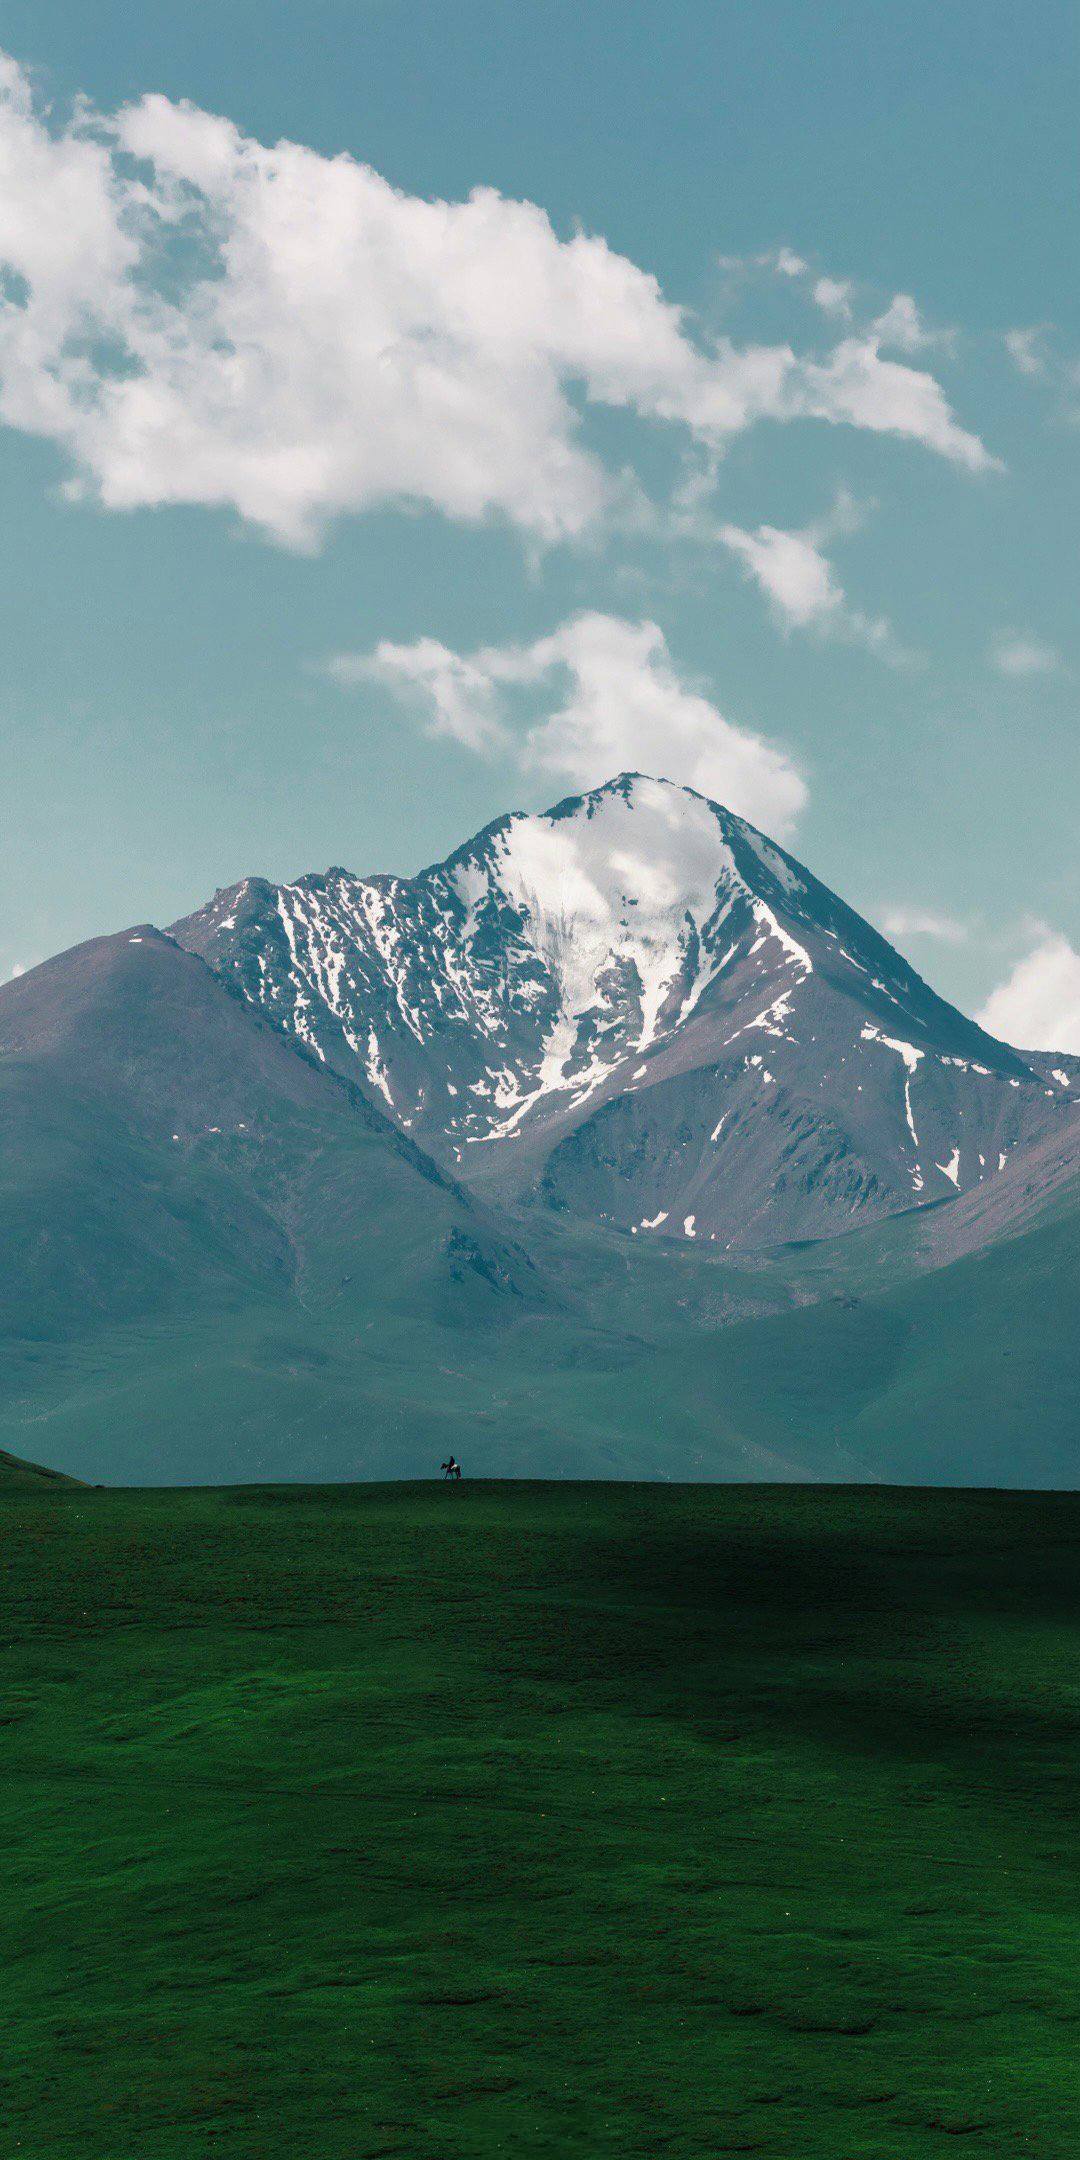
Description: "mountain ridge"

(172, 772), (1080, 1250)
(5, 790), (1080, 1484)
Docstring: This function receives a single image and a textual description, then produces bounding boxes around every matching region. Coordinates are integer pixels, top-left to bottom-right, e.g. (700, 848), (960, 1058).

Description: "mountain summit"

(173, 774), (1080, 1248)
(5, 777), (1080, 1485)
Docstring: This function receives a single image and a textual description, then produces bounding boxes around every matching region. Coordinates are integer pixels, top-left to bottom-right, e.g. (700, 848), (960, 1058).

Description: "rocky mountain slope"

(0, 925), (534, 1352)
(5, 781), (1080, 1483)
(174, 773), (1080, 1249)
(0, 922), (820, 1482)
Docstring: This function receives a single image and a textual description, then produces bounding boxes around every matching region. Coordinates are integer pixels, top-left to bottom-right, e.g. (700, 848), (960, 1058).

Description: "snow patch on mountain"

(171, 771), (1080, 1249)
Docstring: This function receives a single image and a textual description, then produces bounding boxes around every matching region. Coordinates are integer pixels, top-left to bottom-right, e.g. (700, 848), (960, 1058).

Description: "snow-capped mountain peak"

(172, 773), (1080, 1248)
(438, 775), (800, 1123)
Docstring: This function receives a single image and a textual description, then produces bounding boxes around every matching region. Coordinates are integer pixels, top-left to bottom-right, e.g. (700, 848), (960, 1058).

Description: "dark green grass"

(0, 1445), (79, 1487)
(3, 1481), (1080, 2156)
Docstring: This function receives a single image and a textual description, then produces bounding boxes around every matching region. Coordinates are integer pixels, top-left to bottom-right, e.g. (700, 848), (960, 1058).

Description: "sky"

(1, 0), (1078, 1046)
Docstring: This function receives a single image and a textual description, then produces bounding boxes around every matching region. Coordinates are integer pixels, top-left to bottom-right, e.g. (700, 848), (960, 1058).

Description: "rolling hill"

(5, 1477), (1080, 2157)
(0, 925), (552, 1481)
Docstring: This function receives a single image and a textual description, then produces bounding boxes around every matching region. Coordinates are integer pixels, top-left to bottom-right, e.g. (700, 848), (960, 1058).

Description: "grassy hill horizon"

(0, 1444), (81, 1487)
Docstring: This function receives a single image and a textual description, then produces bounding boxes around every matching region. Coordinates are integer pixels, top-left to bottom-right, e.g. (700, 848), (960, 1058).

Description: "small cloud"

(812, 276), (853, 319)
(872, 293), (956, 357)
(718, 493), (907, 661)
(791, 328), (996, 472)
(324, 639), (507, 753)
(977, 930), (1080, 1053)
(770, 246), (808, 278)
(1004, 326), (1047, 378)
(720, 519), (843, 630)
(9, 962), (25, 980)
(991, 634), (1061, 678)
(1003, 326), (1080, 423)
(881, 907), (968, 945)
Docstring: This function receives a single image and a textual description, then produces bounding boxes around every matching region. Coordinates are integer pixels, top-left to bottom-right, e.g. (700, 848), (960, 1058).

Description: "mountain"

(0, 926), (545, 1480)
(0, 1447), (81, 1487)
(3, 922), (870, 1487)
(174, 773), (1080, 1249)
(6, 774), (1080, 1489)
(0, 922), (490, 1332)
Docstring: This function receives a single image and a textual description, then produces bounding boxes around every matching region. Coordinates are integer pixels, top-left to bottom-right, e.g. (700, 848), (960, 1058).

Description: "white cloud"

(991, 634), (1062, 678)
(789, 332), (983, 465)
(718, 493), (902, 657)
(770, 246), (808, 278)
(1004, 326), (1047, 379)
(881, 907), (968, 945)
(871, 293), (953, 356)
(1003, 326), (1080, 422)
(812, 277), (852, 318)
(977, 932), (1080, 1054)
(0, 54), (997, 551)
(720, 519), (843, 628)
(327, 639), (507, 752)
(329, 611), (808, 837)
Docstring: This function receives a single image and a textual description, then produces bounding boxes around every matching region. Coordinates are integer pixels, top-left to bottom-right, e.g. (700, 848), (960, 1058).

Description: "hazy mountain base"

(4, 1188), (1080, 1487)
(4, 916), (1080, 1488)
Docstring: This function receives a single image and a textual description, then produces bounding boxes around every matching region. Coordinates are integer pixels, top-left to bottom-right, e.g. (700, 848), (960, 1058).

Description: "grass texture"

(2, 1478), (1079, 2155)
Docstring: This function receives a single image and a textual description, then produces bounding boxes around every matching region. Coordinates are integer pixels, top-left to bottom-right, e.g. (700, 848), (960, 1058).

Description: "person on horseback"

(441, 1456), (462, 1479)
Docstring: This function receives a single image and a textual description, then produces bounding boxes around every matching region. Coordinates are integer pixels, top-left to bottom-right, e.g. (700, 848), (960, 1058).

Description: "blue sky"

(2, 0), (1078, 1044)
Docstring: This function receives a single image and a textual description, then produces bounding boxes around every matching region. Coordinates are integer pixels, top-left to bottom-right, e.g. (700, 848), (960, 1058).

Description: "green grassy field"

(3, 1479), (1079, 2157)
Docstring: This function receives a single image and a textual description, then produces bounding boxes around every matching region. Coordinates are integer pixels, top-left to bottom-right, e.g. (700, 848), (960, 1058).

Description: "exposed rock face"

(173, 773), (1080, 1249)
